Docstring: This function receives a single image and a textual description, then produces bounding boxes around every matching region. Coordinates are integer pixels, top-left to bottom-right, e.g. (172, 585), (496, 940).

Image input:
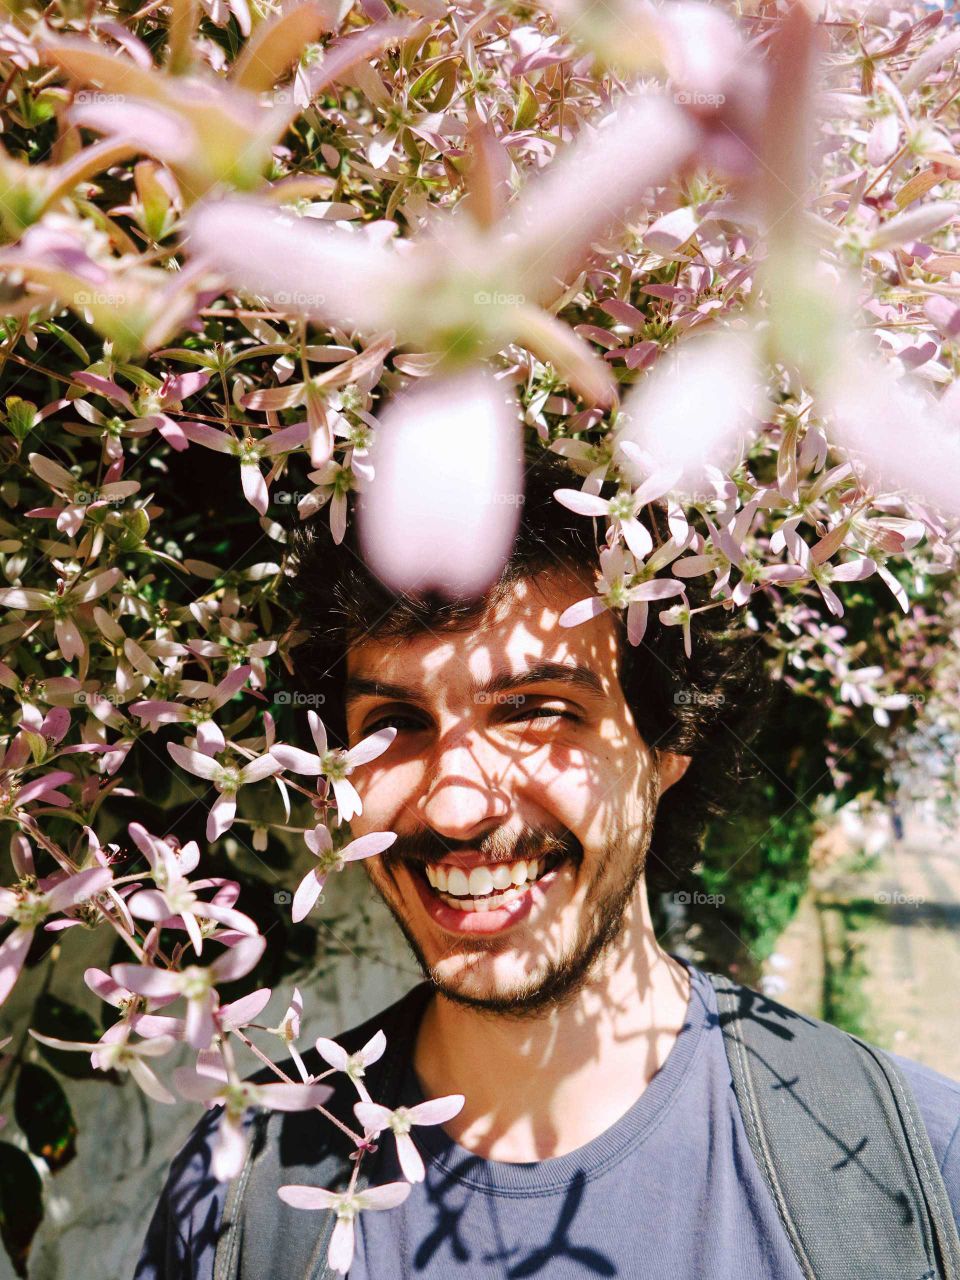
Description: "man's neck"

(411, 895), (692, 1163)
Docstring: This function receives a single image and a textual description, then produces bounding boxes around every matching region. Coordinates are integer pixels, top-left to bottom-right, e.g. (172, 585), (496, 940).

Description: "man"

(136, 453), (960, 1279)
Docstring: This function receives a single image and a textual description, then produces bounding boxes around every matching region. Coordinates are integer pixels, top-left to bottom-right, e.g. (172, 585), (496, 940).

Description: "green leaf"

(408, 61), (446, 101)
(0, 1141), (43, 1278)
(513, 79), (538, 131)
(32, 995), (110, 1081)
(38, 322), (90, 365)
(14, 1064), (77, 1172)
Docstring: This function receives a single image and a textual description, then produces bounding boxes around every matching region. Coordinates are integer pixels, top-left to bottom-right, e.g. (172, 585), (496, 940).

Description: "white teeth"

(424, 854), (562, 906)
(446, 867), (470, 896)
(490, 863), (513, 891)
(510, 860), (528, 886)
(468, 866), (495, 896)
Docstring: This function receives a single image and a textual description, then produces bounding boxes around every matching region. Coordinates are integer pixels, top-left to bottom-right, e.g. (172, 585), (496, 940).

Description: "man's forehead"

(346, 568), (618, 686)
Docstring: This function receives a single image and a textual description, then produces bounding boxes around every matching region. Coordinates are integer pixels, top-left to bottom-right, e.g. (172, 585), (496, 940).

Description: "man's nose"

(416, 734), (511, 839)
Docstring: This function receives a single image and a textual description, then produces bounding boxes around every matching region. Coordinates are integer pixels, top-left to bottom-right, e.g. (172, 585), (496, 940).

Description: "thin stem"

(232, 1029), (365, 1146)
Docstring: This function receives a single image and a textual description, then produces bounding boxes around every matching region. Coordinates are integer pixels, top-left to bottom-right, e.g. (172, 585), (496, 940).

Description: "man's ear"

(658, 751), (692, 797)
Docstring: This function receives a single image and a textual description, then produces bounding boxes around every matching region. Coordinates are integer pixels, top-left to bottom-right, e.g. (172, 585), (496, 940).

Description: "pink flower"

(174, 1067), (331, 1180)
(271, 712), (395, 823)
(29, 1027), (177, 1103)
(25, 450), (140, 537)
(125, 821), (258, 955)
(613, 331), (761, 495)
(165, 743), (281, 841)
(263, 986), (310, 1081)
(113, 934), (266, 1050)
(291, 827), (397, 923)
(185, 93), (695, 374)
(809, 557), (878, 619)
(0, 866), (113, 1007)
(353, 1094), (464, 1183)
(277, 1182), (411, 1274)
(553, 467), (680, 562)
(84, 966), (182, 1044)
(70, 367), (212, 460)
(314, 1029), (386, 1105)
(0, 763), (75, 819)
(129, 662), (253, 750)
(0, 567), (122, 663)
(179, 419), (309, 516)
(357, 370), (525, 600)
(559, 543), (687, 646)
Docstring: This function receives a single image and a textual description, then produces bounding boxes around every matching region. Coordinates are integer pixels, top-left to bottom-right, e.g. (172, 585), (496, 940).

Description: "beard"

(362, 773), (660, 1022)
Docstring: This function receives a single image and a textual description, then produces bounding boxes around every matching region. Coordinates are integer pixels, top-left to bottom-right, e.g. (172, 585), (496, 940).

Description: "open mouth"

(410, 851), (569, 914)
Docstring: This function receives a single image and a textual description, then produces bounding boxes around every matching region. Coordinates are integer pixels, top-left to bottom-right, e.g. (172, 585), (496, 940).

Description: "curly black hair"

(285, 447), (773, 893)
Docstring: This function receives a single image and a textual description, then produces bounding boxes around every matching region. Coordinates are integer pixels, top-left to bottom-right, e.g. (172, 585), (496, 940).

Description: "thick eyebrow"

(344, 662), (604, 707)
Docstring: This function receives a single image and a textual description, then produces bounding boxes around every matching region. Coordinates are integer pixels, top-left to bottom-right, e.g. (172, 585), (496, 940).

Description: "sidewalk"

(762, 811), (960, 1082)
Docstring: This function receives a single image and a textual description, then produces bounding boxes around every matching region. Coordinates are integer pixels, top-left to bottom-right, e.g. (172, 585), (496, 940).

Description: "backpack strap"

(708, 972), (960, 1280)
(212, 981), (435, 1280)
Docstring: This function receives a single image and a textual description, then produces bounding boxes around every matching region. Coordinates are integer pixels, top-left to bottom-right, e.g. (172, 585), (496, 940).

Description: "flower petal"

(278, 1184), (342, 1210)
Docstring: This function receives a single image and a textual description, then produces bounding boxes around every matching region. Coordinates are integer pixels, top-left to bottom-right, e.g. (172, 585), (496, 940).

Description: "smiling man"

(136, 453), (960, 1280)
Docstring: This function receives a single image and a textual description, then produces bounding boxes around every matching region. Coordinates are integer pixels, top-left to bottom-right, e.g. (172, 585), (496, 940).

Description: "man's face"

(344, 569), (686, 1017)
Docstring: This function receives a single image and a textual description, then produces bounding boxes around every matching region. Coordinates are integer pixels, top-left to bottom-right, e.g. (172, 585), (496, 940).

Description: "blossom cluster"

(2, 0), (960, 1271)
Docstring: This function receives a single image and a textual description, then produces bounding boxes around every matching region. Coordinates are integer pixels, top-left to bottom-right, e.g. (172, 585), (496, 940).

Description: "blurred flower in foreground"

(358, 370), (525, 599)
(184, 92), (697, 402)
(614, 330), (762, 496)
(824, 342), (960, 520)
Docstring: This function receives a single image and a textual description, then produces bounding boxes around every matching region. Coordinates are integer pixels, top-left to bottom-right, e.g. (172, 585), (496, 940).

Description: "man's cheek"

(535, 749), (620, 816)
(353, 764), (420, 829)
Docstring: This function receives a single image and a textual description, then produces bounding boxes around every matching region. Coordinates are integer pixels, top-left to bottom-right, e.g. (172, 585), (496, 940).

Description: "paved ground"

(764, 812), (960, 1081)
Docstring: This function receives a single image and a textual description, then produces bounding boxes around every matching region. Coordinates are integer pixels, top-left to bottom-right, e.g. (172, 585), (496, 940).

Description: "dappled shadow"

(818, 895), (960, 931)
(712, 980), (936, 1246)
(407, 1168), (615, 1277)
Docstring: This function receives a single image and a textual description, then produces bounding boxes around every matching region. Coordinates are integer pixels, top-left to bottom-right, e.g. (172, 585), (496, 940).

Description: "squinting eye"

(365, 713), (425, 734)
(509, 707), (578, 724)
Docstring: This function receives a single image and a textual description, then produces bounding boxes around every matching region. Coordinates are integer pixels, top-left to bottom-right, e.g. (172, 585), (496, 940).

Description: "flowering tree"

(1, 0), (960, 1271)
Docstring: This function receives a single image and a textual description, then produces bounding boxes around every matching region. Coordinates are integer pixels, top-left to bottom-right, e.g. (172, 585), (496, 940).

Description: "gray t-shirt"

(348, 960), (960, 1280)
(133, 958), (960, 1278)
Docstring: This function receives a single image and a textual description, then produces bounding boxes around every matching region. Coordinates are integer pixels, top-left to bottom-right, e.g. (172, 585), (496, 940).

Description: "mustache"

(382, 825), (582, 870)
